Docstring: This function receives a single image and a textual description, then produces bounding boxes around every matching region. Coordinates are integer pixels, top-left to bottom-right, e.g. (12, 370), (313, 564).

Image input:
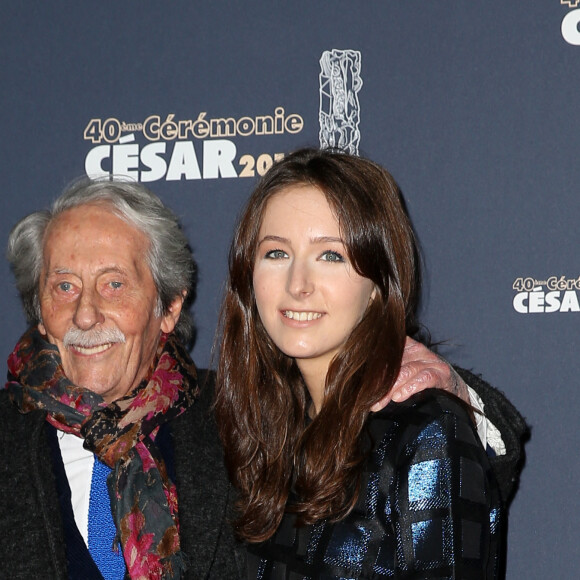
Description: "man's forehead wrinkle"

(42, 222), (150, 278)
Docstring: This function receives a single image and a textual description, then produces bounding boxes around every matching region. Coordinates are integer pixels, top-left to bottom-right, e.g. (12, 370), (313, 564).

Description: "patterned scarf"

(6, 327), (199, 580)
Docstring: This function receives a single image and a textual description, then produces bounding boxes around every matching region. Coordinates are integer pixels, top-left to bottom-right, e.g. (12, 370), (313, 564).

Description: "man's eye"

(320, 250), (345, 263)
(265, 249), (288, 259)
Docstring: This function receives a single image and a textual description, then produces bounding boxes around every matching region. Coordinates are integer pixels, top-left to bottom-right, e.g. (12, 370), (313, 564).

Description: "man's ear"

(160, 293), (185, 333)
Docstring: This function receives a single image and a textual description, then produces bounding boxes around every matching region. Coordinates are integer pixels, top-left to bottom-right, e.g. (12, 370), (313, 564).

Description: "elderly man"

(1, 180), (243, 579)
(0, 179), (526, 579)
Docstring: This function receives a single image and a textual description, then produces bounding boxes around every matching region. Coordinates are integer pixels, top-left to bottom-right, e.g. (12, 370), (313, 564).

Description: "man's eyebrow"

(96, 266), (127, 275)
(46, 266), (127, 276)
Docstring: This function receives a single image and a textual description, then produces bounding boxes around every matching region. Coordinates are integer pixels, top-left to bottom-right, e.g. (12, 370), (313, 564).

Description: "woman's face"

(253, 185), (376, 381)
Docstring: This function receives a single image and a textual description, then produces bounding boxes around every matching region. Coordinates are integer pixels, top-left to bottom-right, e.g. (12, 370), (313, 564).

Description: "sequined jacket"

(247, 390), (503, 579)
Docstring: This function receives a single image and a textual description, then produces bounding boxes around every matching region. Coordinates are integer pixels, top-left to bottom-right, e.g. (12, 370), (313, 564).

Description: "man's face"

(37, 203), (182, 402)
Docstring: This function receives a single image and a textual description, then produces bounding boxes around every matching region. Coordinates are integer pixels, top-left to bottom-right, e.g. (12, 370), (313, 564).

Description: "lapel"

(170, 372), (242, 579)
(46, 424), (105, 579)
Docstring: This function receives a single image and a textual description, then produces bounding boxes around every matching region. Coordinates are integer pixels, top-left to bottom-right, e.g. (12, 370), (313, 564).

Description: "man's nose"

(72, 288), (105, 329)
(286, 260), (314, 298)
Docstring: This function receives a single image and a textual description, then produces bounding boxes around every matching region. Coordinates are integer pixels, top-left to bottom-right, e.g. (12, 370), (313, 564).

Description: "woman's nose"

(286, 260), (314, 298)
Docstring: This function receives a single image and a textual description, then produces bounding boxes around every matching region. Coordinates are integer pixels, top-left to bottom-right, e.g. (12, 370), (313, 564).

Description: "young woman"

(215, 148), (502, 578)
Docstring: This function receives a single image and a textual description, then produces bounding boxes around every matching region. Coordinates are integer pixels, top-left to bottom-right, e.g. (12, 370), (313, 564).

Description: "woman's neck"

(296, 359), (328, 416)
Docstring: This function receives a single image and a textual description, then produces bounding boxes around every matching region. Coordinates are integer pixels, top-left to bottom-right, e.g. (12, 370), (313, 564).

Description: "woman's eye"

(265, 249), (288, 259)
(320, 250), (345, 263)
(58, 282), (72, 292)
(110, 281), (122, 289)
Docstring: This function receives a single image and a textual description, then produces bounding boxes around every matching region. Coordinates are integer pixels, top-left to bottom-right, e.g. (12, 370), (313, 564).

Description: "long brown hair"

(215, 148), (419, 542)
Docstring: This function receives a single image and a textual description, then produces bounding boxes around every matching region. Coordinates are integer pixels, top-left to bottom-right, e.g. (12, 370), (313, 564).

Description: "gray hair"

(6, 178), (196, 345)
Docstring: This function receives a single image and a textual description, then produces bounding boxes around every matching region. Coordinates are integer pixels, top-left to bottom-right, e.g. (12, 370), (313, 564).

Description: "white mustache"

(63, 327), (126, 348)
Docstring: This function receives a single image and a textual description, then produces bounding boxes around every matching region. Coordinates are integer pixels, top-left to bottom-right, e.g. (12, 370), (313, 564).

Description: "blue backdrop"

(2, 2), (577, 576)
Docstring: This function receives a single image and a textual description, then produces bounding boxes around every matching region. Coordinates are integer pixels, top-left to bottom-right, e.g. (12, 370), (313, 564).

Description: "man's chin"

(67, 374), (124, 400)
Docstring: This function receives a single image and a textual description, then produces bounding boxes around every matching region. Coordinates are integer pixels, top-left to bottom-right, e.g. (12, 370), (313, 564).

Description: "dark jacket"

(455, 367), (528, 504)
(0, 370), (244, 580)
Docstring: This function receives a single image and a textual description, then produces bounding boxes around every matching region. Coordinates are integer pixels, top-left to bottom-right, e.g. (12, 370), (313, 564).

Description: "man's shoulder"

(0, 388), (45, 431)
(173, 367), (216, 424)
(0, 388), (12, 409)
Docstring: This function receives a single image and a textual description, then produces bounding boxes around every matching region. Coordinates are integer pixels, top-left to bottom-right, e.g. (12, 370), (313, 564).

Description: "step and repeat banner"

(1, 2), (578, 577)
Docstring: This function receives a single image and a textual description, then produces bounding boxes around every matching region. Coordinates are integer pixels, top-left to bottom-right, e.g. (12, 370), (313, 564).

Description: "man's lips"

(69, 343), (114, 355)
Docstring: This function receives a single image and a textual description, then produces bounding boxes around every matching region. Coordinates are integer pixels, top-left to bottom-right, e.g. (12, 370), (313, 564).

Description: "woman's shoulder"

(372, 388), (474, 428)
(367, 389), (485, 466)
